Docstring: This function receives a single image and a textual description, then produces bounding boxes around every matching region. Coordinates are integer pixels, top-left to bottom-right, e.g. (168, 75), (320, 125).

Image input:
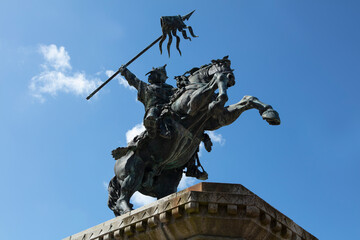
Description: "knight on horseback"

(118, 64), (209, 180)
(108, 56), (280, 216)
(119, 64), (174, 139)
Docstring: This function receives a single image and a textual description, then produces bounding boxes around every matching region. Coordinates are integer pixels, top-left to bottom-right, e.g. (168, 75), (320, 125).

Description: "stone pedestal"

(64, 182), (317, 240)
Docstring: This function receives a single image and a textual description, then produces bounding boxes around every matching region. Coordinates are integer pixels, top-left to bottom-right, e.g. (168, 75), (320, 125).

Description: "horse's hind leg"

(112, 152), (145, 215)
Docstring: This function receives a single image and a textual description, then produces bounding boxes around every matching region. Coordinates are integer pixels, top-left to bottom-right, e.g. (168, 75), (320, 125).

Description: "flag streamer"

(159, 10), (198, 57)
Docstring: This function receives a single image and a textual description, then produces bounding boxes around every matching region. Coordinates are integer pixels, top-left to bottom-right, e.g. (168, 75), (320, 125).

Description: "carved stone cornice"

(64, 183), (317, 240)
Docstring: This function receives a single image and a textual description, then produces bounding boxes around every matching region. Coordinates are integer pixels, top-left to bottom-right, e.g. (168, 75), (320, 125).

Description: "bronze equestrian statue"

(107, 56), (280, 216)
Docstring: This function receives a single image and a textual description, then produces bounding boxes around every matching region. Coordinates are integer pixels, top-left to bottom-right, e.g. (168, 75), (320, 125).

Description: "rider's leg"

(158, 117), (172, 139)
(144, 107), (160, 137)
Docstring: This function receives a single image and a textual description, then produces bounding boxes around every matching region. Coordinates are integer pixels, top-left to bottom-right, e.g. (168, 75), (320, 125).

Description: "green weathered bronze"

(107, 56), (281, 216)
(90, 11), (282, 216)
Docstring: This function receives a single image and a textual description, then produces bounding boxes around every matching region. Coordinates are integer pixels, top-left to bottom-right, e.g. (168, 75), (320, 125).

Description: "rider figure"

(119, 64), (174, 139)
(119, 65), (210, 183)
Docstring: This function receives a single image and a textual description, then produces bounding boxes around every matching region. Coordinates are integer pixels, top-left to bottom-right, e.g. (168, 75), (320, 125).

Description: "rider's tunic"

(123, 69), (174, 125)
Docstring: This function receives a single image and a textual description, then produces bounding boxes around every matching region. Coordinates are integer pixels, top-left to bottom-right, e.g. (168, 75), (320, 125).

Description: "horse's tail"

(107, 176), (121, 216)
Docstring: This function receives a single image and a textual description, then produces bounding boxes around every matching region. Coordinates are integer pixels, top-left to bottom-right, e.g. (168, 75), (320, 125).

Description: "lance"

(86, 10), (197, 100)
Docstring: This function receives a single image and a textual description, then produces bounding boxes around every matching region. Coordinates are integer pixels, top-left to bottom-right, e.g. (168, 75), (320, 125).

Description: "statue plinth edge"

(64, 182), (317, 240)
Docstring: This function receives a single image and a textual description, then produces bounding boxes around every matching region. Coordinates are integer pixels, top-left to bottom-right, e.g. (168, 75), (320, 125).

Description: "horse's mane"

(184, 55), (231, 77)
(210, 55), (230, 66)
(172, 56), (232, 101)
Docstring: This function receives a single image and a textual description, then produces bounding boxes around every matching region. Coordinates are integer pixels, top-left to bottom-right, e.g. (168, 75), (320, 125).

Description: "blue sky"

(1, 1), (360, 239)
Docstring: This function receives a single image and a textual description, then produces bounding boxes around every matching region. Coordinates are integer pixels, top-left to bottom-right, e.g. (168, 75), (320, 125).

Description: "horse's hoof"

(119, 209), (131, 215)
(117, 199), (132, 215)
(262, 109), (281, 125)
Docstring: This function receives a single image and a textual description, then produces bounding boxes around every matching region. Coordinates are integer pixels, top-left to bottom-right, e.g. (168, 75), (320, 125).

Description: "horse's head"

(171, 56), (236, 120)
(207, 56), (235, 87)
(185, 56), (235, 87)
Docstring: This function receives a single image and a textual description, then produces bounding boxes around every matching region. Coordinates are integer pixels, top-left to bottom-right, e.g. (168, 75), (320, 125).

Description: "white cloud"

(104, 179), (156, 209)
(131, 191), (156, 208)
(30, 44), (101, 102)
(207, 131), (225, 146)
(103, 181), (108, 191)
(105, 70), (134, 90)
(39, 44), (71, 71)
(198, 142), (204, 157)
(178, 173), (197, 190)
(126, 123), (145, 143)
(130, 174), (197, 208)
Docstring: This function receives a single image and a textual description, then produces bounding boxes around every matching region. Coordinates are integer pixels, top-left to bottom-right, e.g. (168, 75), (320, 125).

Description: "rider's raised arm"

(120, 67), (148, 90)
(119, 67), (148, 104)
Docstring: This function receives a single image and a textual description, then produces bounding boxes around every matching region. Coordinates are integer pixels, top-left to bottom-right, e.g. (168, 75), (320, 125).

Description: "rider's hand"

(119, 65), (127, 76)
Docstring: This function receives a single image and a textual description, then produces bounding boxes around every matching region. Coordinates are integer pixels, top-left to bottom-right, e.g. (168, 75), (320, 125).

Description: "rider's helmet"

(146, 64), (168, 84)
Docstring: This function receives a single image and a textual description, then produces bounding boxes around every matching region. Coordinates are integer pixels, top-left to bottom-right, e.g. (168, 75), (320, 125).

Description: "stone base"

(64, 182), (317, 240)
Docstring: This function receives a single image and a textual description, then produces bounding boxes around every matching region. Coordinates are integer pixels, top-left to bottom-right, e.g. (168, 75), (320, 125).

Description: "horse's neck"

(188, 67), (212, 84)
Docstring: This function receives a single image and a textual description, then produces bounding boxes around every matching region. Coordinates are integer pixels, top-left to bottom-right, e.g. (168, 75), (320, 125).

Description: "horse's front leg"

(242, 96), (281, 125)
(205, 95), (280, 131)
(186, 83), (217, 116)
(208, 73), (230, 111)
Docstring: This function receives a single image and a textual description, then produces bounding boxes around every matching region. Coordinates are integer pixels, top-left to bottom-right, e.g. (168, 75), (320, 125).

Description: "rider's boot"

(186, 167), (208, 180)
(186, 165), (209, 180)
(116, 198), (133, 215)
(196, 170), (208, 180)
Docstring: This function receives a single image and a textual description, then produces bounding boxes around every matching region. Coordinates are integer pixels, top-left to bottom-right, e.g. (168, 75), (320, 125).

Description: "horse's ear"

(223, 55), (229, 60)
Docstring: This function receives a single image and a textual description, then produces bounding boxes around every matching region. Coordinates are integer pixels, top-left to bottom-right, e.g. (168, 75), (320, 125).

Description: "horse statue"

(108, 56), (280, 216)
